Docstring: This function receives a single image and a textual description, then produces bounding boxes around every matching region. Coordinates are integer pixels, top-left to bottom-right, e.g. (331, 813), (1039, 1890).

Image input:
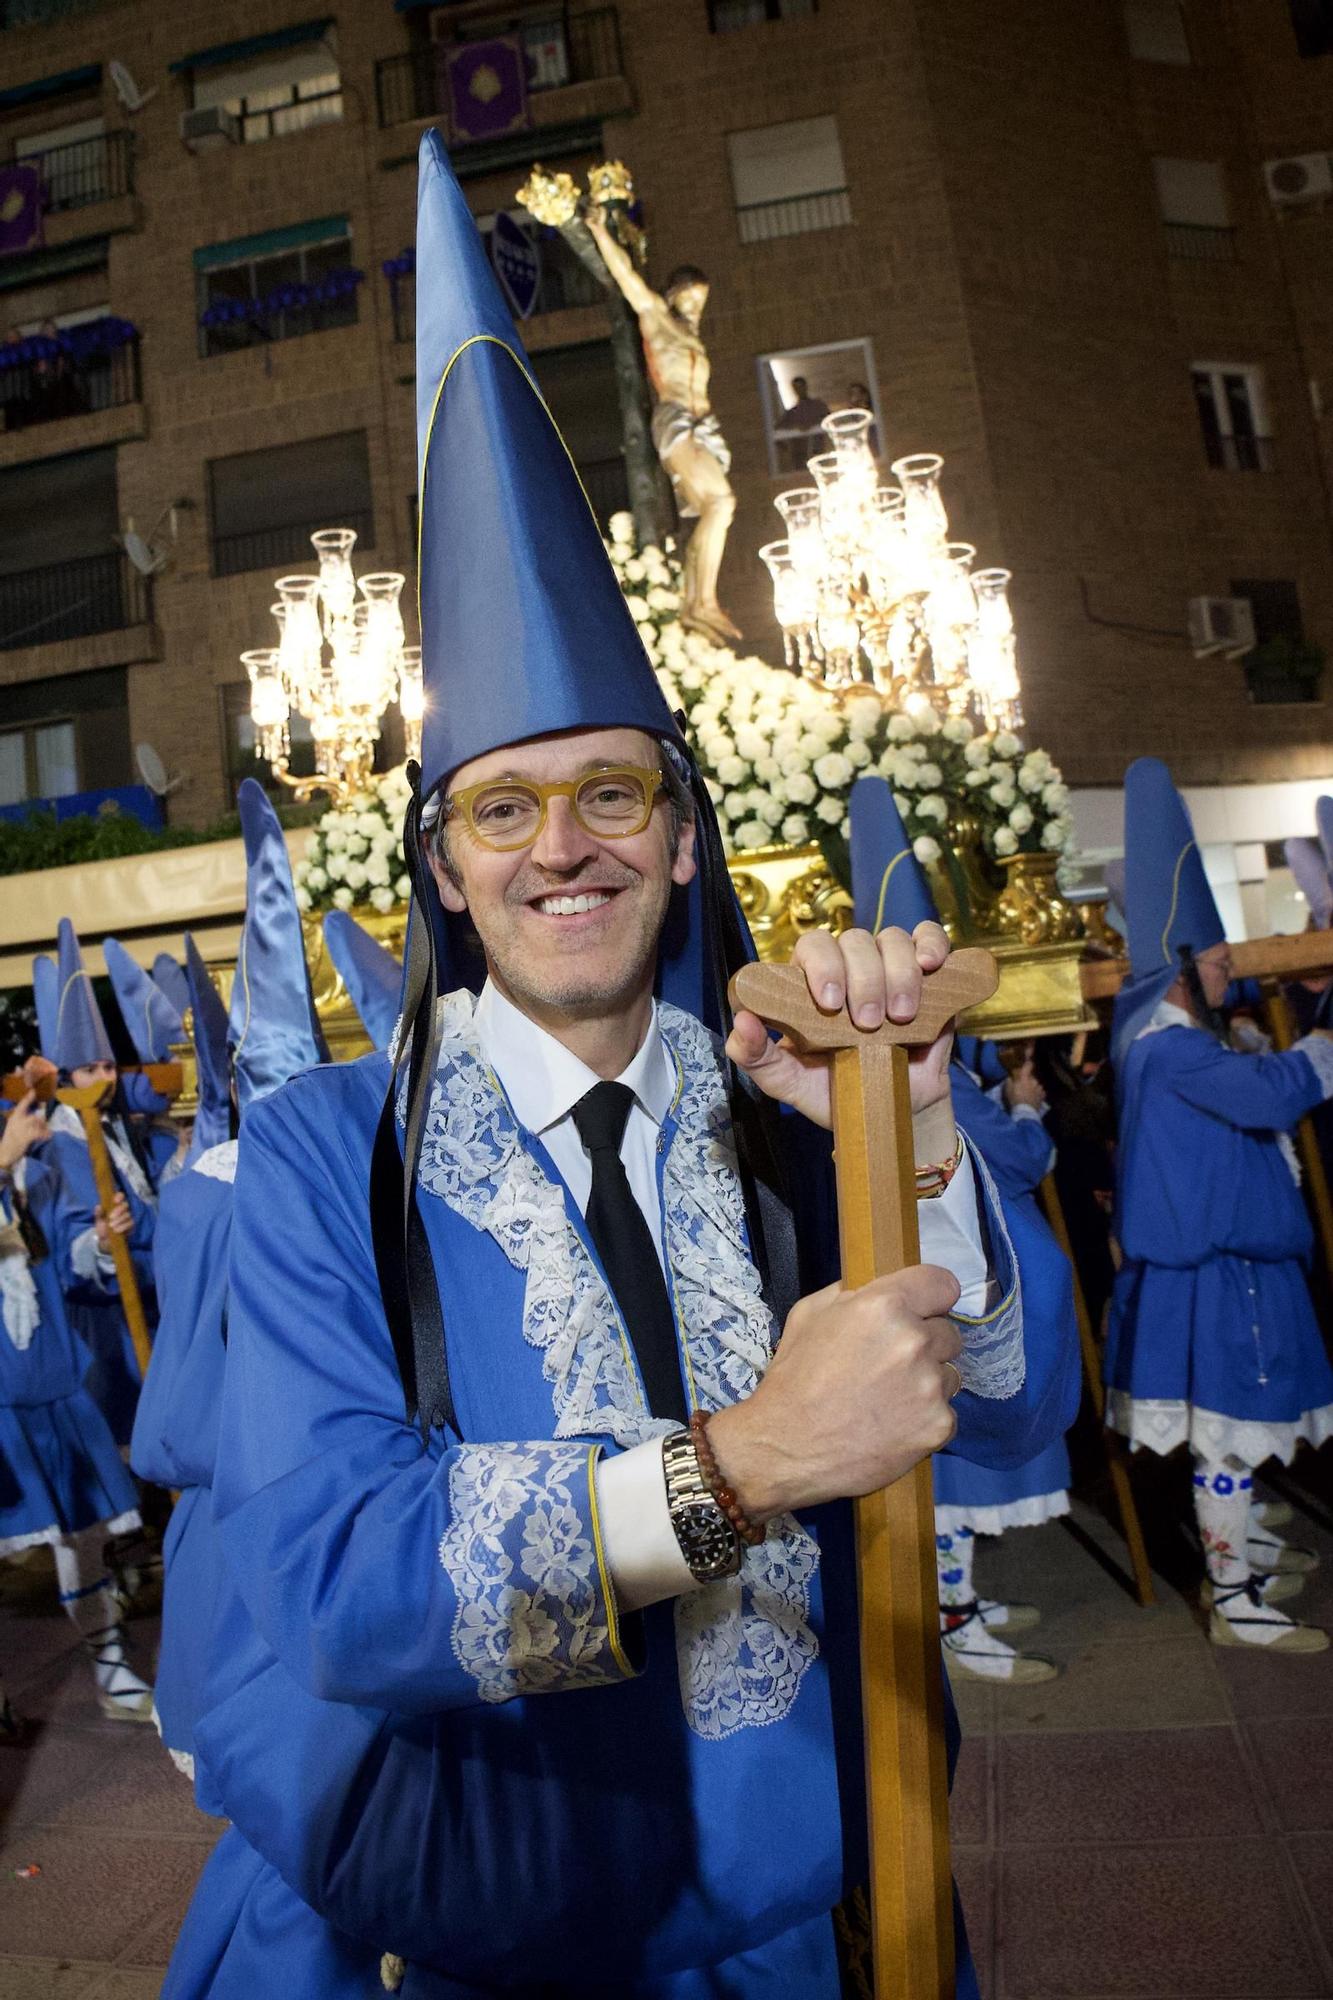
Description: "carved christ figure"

(584, 209), (743, 644)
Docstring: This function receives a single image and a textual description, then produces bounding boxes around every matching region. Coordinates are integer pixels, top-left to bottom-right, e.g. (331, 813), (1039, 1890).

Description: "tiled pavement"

(0, 1443), (1330, 1998)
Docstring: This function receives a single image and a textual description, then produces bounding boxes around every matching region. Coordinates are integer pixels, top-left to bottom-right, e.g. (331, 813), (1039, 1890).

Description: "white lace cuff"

(947, 1143), (1025, 1402)
(1294, 1034), (1333, 1100)
(70, 1226), (115, 1287)
(437, 1440), (638, 1704)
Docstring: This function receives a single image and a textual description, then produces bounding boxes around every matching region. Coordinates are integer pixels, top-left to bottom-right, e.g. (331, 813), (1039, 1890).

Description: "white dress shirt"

(472, 978), (993, 1612)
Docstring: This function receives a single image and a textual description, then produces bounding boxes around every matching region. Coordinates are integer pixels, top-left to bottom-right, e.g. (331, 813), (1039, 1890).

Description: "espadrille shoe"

(1208, 1582), (1329, 1654)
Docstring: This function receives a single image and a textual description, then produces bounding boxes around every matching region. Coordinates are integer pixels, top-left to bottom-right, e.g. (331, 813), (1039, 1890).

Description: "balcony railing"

(1, 329), (140, 435)
(211, 506), (375, 580)
(1204, 432), (1275, 473)
(21, 129), (134, 212)
(0, 550), (151, 652)
(1164, 221), (1236, 261)
(736, 186), (852, 244)
(375, 8), (624, 129)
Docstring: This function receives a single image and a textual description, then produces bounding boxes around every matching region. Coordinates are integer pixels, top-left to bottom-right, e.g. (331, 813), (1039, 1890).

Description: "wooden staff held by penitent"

(729, 946), (1000, 2000)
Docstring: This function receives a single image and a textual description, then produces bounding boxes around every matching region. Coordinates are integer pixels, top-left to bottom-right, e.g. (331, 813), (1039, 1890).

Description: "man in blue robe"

(850, 778), (1077, 1690)
(1105, 757), (1333, 1652)
(165, 132), (1071, 1998)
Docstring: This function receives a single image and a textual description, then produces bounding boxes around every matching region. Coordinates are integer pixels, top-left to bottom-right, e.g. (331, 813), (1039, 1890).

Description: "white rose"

(295, 886), (312, 913)
(942, 717), (973, 744)
(344, 833), (368, 859)
(813, 751), (854, 788)
(704, 777), (723, 805)
(845, 695), (883, 739)
(734, 818), (770, 849)
(1018, 766), (1046, 794)
(784, 771), (816, 805)
(963, 737), (991, 768)
(717, 756), (748, 787)
(896, 761), (922, 790)
(679, 665), (704, 691)
(734, 725), (766, 761)
(324, 851), (346, 882)
(811, 710), (843, 743)
(916, 761), (942, 788)
(324, 822), (347, 849)
(1042, 781), (1070, 812)
(357, 811), (383, 838)
(647, 586), (676, 611)
(332, 885), (354, 910)
(307, 865), (328, 892)
(366, 852), (392, 887)
(624, 593), (648, 618)
(608, 510), (634, 546)
(887, 712), (918, 741)
(993, 827), (1019, 856)
(965, 766), (992, 788)
(1043, 821), (1069, 852)
(913, 835), (942, 864)
(370, 885), (396, 914)
(845, 739), (872, 768)
(395, 874), (411, 900)
(816, 795), (844, 824)
(723, 792), (748, 821)
(343, 861), (368, 891)
(798, 731), (827, 760)
(782, 813), (811, 844)
(1009, 802), (1034, 834)
(754, 754), (781, 783)
(994, 731), (1021, 758)
(989, 780), (1017, 807)
(1021, 748), (1053, 778)
(893, 793), (913, 817)
(918, 794), (949, 823)
(758, 796), (784, 828)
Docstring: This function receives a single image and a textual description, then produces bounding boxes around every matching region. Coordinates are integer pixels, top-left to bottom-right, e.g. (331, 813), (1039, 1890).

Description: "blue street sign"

(490, 210), (541, 320)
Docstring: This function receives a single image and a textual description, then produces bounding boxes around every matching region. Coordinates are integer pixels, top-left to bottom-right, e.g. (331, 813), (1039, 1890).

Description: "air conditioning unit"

(1263, 154), (1333, 206)
(1189, 595), (1256, 659)
(180, 105), (241, 152)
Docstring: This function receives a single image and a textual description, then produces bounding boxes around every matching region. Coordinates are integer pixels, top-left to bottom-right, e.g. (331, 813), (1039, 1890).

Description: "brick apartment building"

(0, 0), (1330, 832)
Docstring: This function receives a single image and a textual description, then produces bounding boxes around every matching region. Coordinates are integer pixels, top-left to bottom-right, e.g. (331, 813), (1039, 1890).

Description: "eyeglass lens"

(469, 771), (654, 846)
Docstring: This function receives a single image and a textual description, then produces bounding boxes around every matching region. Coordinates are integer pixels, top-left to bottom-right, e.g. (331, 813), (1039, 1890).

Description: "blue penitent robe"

(1105, 1012), (1333, 1464)
(166, 996), (1077, 1999)
(935, 1065), (1075, 1529)
(44, 1104), (162, 1447)
(130, 1142), (235, 1788)
(0, 1156), (141, 1556)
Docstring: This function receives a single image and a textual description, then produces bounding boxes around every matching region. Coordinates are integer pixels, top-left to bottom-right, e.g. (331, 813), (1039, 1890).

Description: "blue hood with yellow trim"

(848, 775), (940, 933)
(1112, 756), (1224, 1065)
(227, 780), (327, 1114)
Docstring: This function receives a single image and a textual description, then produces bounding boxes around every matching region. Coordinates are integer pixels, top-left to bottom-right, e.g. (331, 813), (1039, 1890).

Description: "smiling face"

(428, 726), (696, 1029)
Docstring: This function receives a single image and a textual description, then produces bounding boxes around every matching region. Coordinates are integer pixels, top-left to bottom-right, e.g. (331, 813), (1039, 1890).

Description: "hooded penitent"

(1111, 757), (1225, 1065)
(183, 935), (233, 1164)
(379, 129), (762, 1434)
(31, 954), (57, 1063)
(849, 775), (940, 935)
(104, 938), (185, 1066)
(152, 953), (190, 1022)
(53, 918), (114, 1072)
(323, 911), (401, 1053)
(227, 780), (328, 1116)
(1284, 835), (1333, 932)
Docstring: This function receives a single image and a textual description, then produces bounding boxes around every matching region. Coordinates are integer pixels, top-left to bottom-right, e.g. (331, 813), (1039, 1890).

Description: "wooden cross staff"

(729, 946), (1000, 2000)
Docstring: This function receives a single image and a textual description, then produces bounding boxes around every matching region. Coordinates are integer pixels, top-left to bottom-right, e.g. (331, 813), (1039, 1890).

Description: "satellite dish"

(119, 530), (167, 576)
(136, 743), (186, 797)
(110, 60), (156, 112)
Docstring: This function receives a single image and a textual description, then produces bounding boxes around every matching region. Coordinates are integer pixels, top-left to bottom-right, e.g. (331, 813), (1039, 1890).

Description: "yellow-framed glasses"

(443, 764), (665, 852)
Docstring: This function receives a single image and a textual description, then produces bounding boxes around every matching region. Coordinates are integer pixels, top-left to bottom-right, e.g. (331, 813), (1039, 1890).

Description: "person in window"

(772, 372), (830, 471)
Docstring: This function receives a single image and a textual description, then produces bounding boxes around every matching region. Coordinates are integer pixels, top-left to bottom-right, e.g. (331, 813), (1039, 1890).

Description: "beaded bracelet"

(689, 1409), (767, 1547)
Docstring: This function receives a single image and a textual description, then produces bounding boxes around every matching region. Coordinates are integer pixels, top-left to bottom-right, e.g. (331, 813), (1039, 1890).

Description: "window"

(1123, 0), (1190, 61)
(727, 115), (851, 243)
(1288, 0), (1333, 56)
(709, 0), (817, 29)
(195, 218), (359, 357)
(191, 32), (342, 144)
(1152, 157), (1234, 259)
(208, 429), (374, 577)
(12, 115), (114, 210)
(0, 447), (148, 649)
(757, 336), (882, 476)
(0, 666), (128, 791)
(1192, 364), (1272, 471)
(0, 718), (75, 803)
(1231, 579), (1303, 645)
(527, 342), (629, 527)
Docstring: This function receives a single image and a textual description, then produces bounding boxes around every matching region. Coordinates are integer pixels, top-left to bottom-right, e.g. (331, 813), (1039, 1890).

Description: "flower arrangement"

(293, 766), (413, 916)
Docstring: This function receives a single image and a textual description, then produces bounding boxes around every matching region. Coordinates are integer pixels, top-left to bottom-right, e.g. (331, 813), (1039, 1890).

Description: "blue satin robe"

(131, 1153), (232, 1782)
(0, 1155), (140, 1552)
(1106, 1023), (1333, 1451)
(166, 1033), (1075, 1999)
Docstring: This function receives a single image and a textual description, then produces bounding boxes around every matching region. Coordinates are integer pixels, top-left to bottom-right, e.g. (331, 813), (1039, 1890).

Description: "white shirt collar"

(472, 978), (676, 1138)
(1146, 997), (1195, 1034)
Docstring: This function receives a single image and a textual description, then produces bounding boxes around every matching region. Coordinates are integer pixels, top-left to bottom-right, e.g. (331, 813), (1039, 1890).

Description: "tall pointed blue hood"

(1285, 836), (1333, 931)
(54, 918), (114, 1071)
(228, 780), (328, 1113)
(1112, 757), (1224, 1063)
(32, 954), (57, 1063)
(184, 934), (232, 1162)
(849, 777), (940, 933)
(414, 128), (680, 797)
(104, 938), (184, 1064)
(152, 953), (190, 1022)
(324, 910), (401, 1052)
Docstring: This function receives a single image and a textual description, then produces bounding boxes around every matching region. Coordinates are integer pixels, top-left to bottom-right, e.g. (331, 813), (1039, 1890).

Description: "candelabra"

(759, 415), (1023, 731)
(241, 528), (423, 801)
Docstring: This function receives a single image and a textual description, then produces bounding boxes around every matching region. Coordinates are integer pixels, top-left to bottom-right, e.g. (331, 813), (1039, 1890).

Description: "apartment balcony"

(386, 233), (605, 344)
(22, 130), (140, 248)
(375, 8), (632, 168)
(1164, 221), (1236, 262)
(0, 551), (158, 684)
(0, 323), (144, 470)
(211, 506), (375, 580)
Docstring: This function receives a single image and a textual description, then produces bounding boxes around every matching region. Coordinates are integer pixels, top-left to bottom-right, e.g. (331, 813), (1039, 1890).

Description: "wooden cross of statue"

(729, 946), (1000, 2000)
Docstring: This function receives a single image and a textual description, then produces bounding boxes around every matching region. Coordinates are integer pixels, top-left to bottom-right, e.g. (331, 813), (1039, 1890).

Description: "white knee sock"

(53, 1527), (151, 1714)
(1192, 1458), (1252, 1586)
(934, 1520), (976, 1607)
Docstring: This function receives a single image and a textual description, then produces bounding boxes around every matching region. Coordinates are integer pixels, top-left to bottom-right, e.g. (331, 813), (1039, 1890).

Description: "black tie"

(571, 1081), (688, 1423)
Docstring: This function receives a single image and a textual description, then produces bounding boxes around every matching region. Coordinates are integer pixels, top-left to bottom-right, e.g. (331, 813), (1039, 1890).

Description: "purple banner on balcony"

(439, 36), (530, 143)
(0, 163), (44, 257)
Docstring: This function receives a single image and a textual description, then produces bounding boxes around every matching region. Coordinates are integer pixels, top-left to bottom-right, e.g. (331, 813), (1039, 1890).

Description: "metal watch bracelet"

(661, 1429), (742, 1582)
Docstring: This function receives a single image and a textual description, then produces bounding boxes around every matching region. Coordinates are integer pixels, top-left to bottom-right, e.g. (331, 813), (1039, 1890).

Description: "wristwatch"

(661, 1430), (742, 1583)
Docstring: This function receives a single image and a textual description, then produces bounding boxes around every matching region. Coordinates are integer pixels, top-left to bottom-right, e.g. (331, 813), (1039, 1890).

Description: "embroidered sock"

(1192, 1458), (1252, 1586)
(934, 1521), (976, 1609)
(53, 1528), (152, 1718)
